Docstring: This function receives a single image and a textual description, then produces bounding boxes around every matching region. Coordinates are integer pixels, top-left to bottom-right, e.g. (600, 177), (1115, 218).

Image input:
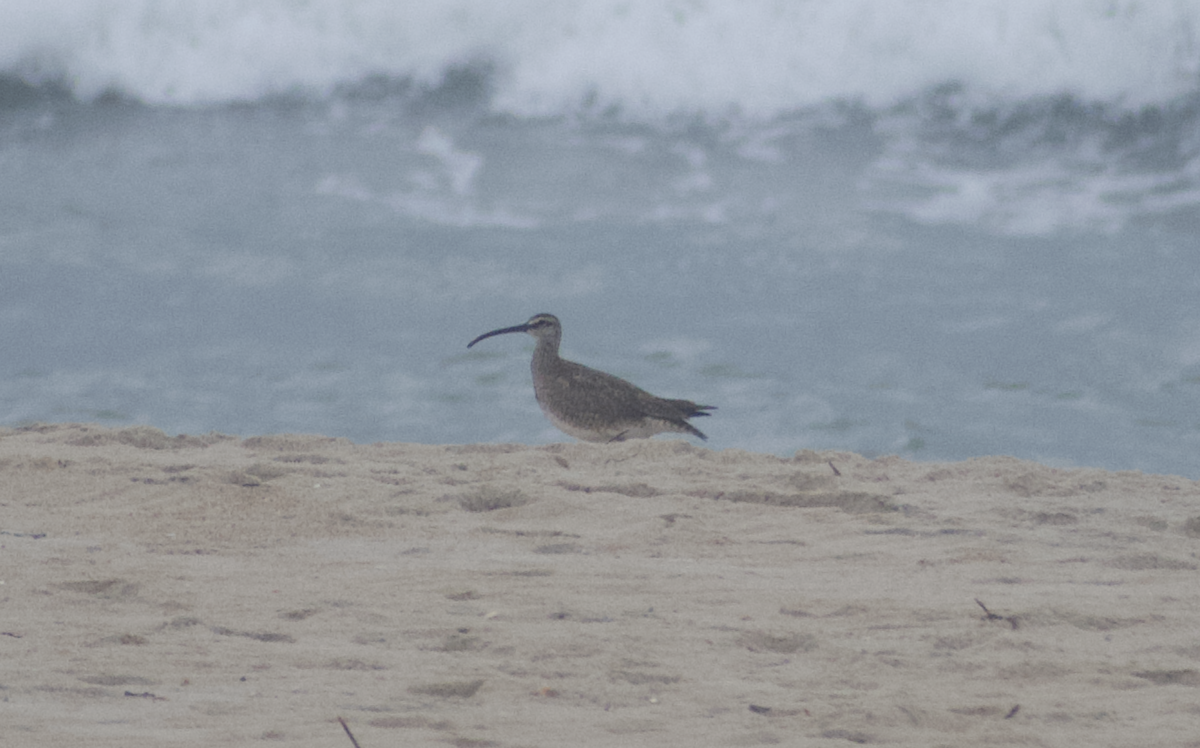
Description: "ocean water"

(2, 1), (1199, 477)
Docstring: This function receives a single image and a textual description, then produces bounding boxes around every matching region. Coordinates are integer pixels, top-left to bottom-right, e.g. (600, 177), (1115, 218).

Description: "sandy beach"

(2, 422), (1198, 746)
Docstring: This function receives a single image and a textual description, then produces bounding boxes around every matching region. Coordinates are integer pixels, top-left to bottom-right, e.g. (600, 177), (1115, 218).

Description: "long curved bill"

(467, 322), (531, 348)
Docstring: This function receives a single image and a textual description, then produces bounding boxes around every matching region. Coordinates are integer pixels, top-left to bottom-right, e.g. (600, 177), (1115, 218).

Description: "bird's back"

(532, 355), (711, 441)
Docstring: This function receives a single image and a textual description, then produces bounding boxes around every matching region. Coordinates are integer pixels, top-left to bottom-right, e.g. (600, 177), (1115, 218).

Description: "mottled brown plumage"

(467, 313), (715, 442)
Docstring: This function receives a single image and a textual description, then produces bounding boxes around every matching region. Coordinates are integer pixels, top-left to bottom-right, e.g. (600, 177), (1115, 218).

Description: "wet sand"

(2, 423), (1198, 746)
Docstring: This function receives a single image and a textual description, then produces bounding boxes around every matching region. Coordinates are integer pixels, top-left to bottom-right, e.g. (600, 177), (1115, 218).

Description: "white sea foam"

(2, 1), (1198, 114)
(316, 169), (541, 229)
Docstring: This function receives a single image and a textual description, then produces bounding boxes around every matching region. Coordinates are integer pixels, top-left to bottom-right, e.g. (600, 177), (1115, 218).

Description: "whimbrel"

(467, 313), (716, 442)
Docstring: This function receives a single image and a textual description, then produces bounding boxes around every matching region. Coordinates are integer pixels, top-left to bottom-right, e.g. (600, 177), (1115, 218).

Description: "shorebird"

(467, 313), (715, 442)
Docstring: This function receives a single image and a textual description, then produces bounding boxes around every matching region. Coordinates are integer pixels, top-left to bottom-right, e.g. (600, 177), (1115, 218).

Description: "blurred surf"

(1, 2), (1197, 476)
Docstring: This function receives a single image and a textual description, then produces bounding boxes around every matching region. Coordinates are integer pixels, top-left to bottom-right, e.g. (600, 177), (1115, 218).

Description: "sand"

(1, 423), (1198, 747)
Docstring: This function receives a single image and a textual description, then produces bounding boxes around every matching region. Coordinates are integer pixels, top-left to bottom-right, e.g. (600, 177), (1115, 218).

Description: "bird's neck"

(531, 336), (561, 371)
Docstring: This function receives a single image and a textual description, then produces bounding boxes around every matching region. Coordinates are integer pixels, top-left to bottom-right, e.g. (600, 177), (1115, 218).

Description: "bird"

(467, 313), (715, 442)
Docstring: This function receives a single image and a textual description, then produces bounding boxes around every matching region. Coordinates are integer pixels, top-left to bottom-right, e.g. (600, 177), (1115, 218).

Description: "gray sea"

(2, 2), (1198, 477)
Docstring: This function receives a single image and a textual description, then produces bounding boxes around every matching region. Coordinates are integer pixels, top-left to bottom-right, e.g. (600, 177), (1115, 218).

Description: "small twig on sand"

(975, 598), (1002, 620)
(828, 460), (841, 476)
(338, 717), (362, 748)
(975, 599), (1019, 629)
(1004, 704), (1020, 719)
